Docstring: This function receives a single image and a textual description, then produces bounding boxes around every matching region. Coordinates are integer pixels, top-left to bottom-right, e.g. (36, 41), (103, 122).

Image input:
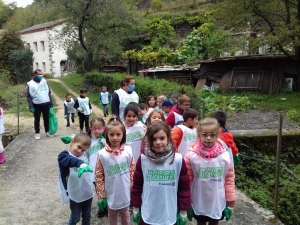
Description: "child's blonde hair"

(156, 95), (167, 102)
(196, 117), (220, 135)
(146, 109), (165, 126)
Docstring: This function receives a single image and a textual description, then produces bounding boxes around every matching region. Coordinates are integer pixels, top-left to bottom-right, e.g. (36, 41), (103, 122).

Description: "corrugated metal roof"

(20, 18), (68, 34)
(199, 54), (288, 63)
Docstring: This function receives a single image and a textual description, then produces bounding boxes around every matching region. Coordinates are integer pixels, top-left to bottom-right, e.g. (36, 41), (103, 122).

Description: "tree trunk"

(87, 52), (93, 72)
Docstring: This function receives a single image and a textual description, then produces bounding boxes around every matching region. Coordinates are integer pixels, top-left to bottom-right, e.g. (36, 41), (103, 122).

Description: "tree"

(215, 0), (300, 90)
(174, 23), (230, 64)
(0, 30), (24, 73)
(9, 48), (34, 83)
(0, 0), (15, 28)
(4, 0), (64, 31)
(52, 0), (139, 72)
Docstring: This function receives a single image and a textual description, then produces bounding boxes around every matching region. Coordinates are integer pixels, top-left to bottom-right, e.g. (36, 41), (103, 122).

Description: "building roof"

(138, 65), (199, 73)
(20, 18), (68, 34)
(199, 54), (288, 64)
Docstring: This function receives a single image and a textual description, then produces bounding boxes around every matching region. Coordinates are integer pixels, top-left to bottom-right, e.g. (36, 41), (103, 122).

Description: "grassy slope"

(59, 73), (101, 107)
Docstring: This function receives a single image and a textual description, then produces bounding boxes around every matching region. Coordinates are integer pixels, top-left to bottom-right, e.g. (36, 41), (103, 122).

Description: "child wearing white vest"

(172, 108), (198, 157)
(124, 103), (146, 163)
(95, 117), (136, 225)
(184, 117), (236, 225)
(131, 122), (191, 225)
(0, 107), (5, 164)
(74, 88), (92, 133)
(86, 117), (106, 218)
(64, 93), (76, 127)
(99, 86), (111, 117)
(57, 133), (94, 225)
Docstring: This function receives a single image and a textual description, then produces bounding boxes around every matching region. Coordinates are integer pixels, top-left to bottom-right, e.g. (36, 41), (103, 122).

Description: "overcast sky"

(3, 0), (34, 7)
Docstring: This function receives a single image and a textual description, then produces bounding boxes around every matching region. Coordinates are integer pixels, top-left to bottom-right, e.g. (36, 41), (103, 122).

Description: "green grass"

(47, 80), (76, 99)
(0, 82), (31, 116)
(59, 73), (107, 113)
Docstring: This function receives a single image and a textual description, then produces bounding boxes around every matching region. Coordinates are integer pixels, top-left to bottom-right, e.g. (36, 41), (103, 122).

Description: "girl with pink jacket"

(184, 117), (236, 225)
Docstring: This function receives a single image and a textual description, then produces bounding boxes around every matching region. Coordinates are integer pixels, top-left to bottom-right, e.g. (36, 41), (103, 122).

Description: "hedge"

(84, 71), (203, 113)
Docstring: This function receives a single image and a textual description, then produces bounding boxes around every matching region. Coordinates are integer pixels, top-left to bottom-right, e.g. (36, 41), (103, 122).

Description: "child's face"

(125, 110), (137, 127)
(150, 112), (162, 125)
(107, 126), (123, 148)
(102, 87), (107, 92)
(156, 100), (163, 108)
(90, 121), (105, 138)
(65, 95), (71, 101)
(69, 140), (90, 157)
(148, 97), (156, 107)
(81, 92), (87, 97)
(152, 130), (168, 153)
(138, 108), (147, 118)
(178, 101), (190, 111)
(163, 106), (172, 114)
(186, 116), (199, 129)
(199, 125), (218, 147)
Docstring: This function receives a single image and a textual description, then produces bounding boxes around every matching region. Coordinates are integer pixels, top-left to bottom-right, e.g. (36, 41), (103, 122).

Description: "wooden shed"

(198, 55), (298, 94)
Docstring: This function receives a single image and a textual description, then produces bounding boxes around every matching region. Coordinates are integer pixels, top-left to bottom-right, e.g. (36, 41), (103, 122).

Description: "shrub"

(287, 109), (300, 122)
(43, 73), (51, 78)
(84, 72), (255, 116)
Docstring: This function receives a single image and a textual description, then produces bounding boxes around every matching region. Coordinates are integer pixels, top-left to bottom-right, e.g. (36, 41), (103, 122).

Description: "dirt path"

(48, 79), (108, 123)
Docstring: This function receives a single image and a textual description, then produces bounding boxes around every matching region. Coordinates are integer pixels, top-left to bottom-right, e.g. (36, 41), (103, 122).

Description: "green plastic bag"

(49, 107), (58, 135)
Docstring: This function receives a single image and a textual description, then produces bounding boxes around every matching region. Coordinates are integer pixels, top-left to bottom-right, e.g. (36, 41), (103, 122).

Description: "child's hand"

(97, 197), (107, 212)
(77, 108), (84, 113)
(132, 207), (141, 225)
(187, 206), (194, 221)
(78, 163), (93, 178)
(64, 115), (68, 119)
(176, 212), (187, 225)
(233, 155), (241, 164)
(30, 108), (35, 113)
(224, 206), (233, 221)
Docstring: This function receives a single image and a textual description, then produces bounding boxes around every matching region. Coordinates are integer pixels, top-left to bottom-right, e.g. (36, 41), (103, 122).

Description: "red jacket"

(165, 106), (184, 128)
(131, 154), (191, 210)
(218, 128), (238, 156)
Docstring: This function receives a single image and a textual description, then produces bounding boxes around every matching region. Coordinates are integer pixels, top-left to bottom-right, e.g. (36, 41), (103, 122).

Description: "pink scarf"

(193, 141), (224, 161)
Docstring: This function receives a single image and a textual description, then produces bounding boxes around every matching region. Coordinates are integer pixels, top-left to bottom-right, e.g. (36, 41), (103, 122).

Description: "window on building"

(230, 67), (263, 89)
(33, 42), (38, 52)
(40, 41), (45, 51)
(35, 62), (39, 69)
(42, 62), (46, 71)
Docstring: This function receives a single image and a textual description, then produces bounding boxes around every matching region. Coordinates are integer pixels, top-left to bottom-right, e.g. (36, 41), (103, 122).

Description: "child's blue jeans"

(68, 197), (93, 225)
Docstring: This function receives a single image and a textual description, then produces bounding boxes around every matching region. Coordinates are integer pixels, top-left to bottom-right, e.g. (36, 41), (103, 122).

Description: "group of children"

(58, 91), (240, 225)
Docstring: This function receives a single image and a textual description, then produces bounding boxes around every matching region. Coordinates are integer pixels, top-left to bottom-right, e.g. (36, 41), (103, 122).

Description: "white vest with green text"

(115, 88), (139, 121)
(27, 79), (50, 104)
(190, 151), (230, 219)
(141, 153), (182, 225)
(67, 152), (93, 203)
(177, 125), (197, 157)
(77, 97), (91, 115)
(98, 146), (133, 210)
(125, 121), (145, 162)
(64, 98), (76, 113)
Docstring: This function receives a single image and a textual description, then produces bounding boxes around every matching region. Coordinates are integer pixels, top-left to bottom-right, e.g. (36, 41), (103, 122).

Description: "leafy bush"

(235, 140), (300, 225)
(84, 72), (255, 116)
(9, 48), (34, 84)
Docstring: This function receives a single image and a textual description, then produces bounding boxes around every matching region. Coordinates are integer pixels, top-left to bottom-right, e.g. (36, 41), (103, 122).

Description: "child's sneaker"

(35, 133), (40, 140)
(72, 118), (75, 123)
(46, 132), (53, 137)
(66, 123), (70, 127)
